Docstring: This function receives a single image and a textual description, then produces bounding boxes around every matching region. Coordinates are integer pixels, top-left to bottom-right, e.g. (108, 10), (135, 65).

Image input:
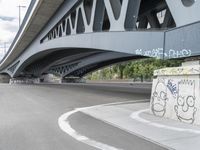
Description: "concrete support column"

(40, 74), (61, 83)
(61, 77), (85, 83)
(0, 74), (10, 83)
(150, 60), (200, 125)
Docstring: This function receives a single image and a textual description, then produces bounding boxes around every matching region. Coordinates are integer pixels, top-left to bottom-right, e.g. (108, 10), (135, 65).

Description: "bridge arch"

(11, 45), (145, 78)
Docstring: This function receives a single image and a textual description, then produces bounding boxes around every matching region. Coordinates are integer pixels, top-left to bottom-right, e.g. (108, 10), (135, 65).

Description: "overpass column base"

(61, 77), (86, 83)
(40, 74), (61, 83)
(0, 74), (10, 83)
(9, 78), (40, 84)
(150, 60), (200, 125)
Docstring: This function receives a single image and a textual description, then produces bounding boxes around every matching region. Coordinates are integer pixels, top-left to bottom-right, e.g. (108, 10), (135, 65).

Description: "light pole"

(17, 5), (26, 28)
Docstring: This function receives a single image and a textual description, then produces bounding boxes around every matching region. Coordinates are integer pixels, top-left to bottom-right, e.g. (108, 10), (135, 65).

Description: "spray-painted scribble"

(154, 66), (200, 76)
(135, 48), (164, 58)
(151, 79), (168, 117)
(167, 79), (177, 98)
(135, 48), (192, 59)
(168, 49), (191, 58)
(174, 80), (197, 124)
(189, 68), (200, 74)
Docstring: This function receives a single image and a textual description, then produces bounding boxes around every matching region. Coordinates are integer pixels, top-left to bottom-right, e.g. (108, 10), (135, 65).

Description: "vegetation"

(86, 58), (183, 82)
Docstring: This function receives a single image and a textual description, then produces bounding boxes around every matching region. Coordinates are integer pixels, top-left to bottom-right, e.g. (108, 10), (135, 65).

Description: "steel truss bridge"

(0, 0), (200, 79)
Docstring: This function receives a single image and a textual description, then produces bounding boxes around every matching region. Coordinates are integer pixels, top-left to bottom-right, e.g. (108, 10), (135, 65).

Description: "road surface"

(0, 83), (167, 150)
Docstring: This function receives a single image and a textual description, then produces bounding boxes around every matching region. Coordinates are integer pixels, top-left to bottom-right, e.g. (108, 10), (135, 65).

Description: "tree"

(85, 58), (183, 81)
(113, 63), (126, 79)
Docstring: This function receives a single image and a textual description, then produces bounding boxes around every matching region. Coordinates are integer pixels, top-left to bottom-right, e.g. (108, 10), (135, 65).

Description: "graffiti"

(174, 80), (197, 124)
(151, 64), (200, 125)
(154, 66), (200, 76)
(167, 79), (177, 98)
(135, 48), (164, 58)
(151, 79), (168, 117)
(135, 48), (192, 59)
(189, 68), (200, 74)
(168, 49), (191, 58)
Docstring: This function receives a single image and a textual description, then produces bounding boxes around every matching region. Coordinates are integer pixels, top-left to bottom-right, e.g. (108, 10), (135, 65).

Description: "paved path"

(0, 83), (165, 150)
(81, 102), (200, 150)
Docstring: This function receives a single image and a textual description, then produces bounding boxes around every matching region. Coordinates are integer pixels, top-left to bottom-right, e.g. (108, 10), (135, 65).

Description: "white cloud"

(0, 0), (31, 57)
(0, 18), (18, 42)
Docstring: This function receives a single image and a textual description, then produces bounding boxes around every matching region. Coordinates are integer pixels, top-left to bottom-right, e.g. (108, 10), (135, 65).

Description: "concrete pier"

(150, 61), (200, 125)
(61, 77), (86, 83)
(0, 74), (10, 83)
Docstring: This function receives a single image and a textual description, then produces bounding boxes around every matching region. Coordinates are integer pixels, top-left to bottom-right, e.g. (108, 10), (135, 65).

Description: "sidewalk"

(80, 101), (200, 150)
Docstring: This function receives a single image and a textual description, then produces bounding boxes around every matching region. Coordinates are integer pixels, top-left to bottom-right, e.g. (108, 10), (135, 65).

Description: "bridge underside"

(17, 49), (143, 78)
(1, 0), (200, 79)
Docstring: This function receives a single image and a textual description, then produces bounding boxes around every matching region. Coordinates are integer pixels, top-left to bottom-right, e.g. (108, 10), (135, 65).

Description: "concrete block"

(150, 65), (200, 125)
(9, 78), (40, 84)
(61, 77), (86, 83)
(0, 74), (10, 83)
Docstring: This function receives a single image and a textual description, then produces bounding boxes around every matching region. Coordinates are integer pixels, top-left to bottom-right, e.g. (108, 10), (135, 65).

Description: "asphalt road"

(0, 83), (167, 150)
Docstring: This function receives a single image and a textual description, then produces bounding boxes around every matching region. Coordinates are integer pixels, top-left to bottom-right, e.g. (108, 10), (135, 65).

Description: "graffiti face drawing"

(174, 80), (197, 124)
(151, 80), (168, 117)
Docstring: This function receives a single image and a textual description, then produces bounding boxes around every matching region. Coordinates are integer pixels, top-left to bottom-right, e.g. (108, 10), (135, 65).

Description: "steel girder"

(47, 52), (137, 78)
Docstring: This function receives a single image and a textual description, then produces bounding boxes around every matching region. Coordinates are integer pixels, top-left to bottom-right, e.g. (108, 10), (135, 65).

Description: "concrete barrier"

(150, 61), (200, 125)
(0, 74), (10, 83)
(9, 78), (40, 84)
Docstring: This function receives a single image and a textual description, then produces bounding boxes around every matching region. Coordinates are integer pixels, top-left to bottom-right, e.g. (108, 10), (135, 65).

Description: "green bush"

(86, 58), (183, 81)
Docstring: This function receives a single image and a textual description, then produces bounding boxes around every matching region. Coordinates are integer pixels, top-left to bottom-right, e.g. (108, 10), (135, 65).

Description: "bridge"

(0, 0), (200, 80)
(1, 1), (200, 149)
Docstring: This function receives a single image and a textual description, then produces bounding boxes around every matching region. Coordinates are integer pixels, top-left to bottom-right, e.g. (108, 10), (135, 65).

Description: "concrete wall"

(150, 64), (200, 125)
(41, 74), (61, 83)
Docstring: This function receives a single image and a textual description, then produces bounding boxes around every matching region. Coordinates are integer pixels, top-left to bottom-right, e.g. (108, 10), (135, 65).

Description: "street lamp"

(17, 5), (26, 28)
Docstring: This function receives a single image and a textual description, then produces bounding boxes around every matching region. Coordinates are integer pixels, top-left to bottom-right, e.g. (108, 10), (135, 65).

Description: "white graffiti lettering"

(168, 49), (191, 58)
(135, 48), (192, 58)
(135, 48), (164, 58)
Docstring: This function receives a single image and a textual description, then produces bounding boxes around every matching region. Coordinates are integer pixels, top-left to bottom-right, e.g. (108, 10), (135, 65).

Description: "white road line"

(130, 109), (200, 134)
(58, 106), (122, 150)
(58, 99), (148, 150)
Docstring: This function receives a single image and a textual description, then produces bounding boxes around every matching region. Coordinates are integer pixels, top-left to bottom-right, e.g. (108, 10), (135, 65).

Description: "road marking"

(59, 106), (122, 150)
(58, 99), (148, 150)
(130, 109), (200, 134)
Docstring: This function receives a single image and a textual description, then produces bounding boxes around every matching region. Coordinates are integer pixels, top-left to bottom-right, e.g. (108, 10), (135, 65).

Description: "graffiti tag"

(168, 49), (191, 58)
(135, 48), (192, 59)
(167, 79), (177, 97)
(135, 48), (164, 58)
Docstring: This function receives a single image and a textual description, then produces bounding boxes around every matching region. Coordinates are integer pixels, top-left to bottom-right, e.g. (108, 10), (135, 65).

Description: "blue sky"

(0, 0), (31, 58)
